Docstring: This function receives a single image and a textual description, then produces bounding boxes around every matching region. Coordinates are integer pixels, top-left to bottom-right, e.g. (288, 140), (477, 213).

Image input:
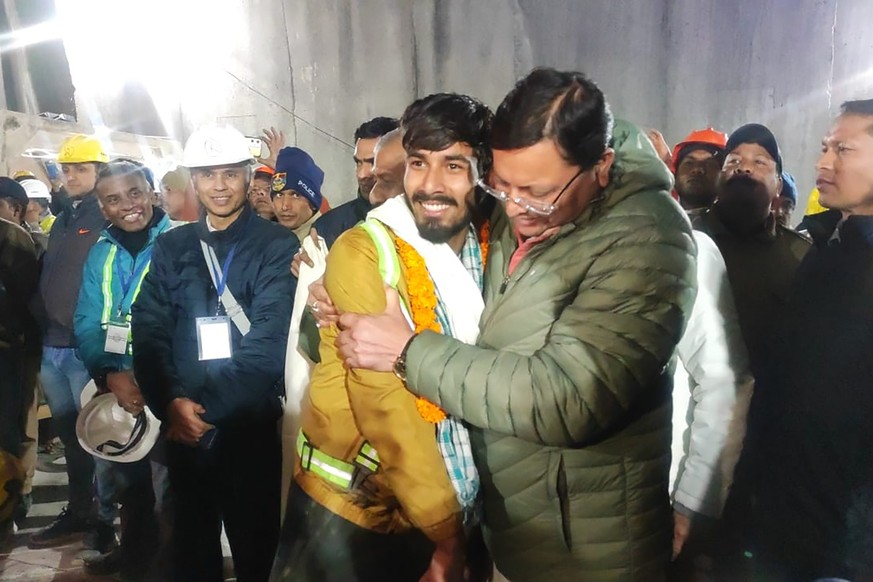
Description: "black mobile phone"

(198, 428), (218, 450)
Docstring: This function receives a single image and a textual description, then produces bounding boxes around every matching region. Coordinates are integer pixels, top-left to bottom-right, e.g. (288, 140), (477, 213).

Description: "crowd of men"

(0, 65), (872, 582)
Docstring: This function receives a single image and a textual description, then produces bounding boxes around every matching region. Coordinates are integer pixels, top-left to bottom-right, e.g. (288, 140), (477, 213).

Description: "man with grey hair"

(132, 126), (297, 581)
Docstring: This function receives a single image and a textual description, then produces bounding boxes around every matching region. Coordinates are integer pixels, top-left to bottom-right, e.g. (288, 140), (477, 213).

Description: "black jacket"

(38, 192), (106, 347)
(312, 195), (371, 249)
(131, 206), (298, 427)
(692, 210), (810, 379)
(0, 219), (39, 350)
(744, 210), (873, 578)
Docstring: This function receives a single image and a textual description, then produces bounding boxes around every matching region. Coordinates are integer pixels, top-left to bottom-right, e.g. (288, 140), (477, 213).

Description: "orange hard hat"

(671, 128), (728, 172)
(254, 165), (275, 177)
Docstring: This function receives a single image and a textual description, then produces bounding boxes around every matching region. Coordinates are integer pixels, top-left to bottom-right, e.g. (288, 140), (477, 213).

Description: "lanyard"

(206, 243), (238, 299)
(101, 245), (152, 323)
(118, 249), (153, 303)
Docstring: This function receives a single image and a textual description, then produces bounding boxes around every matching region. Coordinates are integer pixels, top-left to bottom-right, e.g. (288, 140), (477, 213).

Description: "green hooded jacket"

(405, 120), (697, 581)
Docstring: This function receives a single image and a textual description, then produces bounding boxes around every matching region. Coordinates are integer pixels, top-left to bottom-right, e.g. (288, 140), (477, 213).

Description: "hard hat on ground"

(19, 179), (51, 200)
(0, 450), (23, 525)
(182, 126), (254, 169)
(76, 393), (161, 463)
(671, 128), (728, 172)
(57, 134), (110, 164)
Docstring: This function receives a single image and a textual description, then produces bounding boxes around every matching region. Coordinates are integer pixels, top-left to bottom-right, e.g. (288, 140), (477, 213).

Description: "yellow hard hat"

(57, 134), (110, 164)
(12, 170), (36, 181)
(804, 187), (828, 216)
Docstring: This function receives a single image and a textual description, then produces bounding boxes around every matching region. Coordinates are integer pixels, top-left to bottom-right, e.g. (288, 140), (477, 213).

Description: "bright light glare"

(0, 21), (62, 52)
(54, 0), (247, 133)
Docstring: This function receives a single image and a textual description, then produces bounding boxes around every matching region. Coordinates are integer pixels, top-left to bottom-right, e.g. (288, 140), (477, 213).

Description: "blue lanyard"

(207, 243), (238, 299)
(113, 249), (153, 318)
(117, 250), (152, 300)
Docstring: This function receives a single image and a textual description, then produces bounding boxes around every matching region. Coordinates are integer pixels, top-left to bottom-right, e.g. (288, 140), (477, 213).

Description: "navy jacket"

(312, 195), (371, 249)
(38, 193), (106, 347)
(131, 206), (298, 427)
(744, 209), (873, 578)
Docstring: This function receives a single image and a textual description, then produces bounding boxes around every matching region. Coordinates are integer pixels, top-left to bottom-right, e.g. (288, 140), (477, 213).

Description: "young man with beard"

(272, 93), (492, 582)
(74, 160), (170, 579)
(313, 117), (399, 248)
(723, 98), (873, 580)
(30, 134), (118, 553)
(132, 126), (297, 581)
(332, 68), (697, 581)
(692, 124), (810, 381)
(671, 128), (728, 215)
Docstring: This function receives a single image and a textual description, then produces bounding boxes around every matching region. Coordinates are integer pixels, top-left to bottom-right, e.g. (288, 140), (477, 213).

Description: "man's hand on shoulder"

(336, 286), (414, 372)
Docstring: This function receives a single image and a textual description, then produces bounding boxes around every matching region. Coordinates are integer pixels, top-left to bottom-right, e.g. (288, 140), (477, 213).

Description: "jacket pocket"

(554, 454), (572, 551)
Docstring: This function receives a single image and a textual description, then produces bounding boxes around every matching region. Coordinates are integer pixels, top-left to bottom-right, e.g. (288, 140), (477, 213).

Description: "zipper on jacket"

(498, 274), (510, 294)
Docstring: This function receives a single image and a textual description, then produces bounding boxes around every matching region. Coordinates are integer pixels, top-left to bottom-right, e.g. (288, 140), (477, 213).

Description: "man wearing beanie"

(271, 147), (324, 241)
(693, 123), (810, 380)
(0, 177), (48, 256)
(671, 128), (728, 215)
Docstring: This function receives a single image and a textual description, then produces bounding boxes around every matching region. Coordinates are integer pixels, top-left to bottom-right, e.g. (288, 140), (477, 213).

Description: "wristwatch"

(393, 334), (417, 383)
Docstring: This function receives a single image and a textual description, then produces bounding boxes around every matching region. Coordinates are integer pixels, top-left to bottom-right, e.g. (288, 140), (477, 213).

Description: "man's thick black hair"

(841, 99), (873, 135)
(491, 67), (613, 170)
(354, 117), (400, 141)
(96, 159), (154, 190)
(400, 93), (493, 176)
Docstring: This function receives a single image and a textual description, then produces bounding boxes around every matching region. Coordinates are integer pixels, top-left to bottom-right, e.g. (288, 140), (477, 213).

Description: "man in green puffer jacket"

(335, 68), (697, 581)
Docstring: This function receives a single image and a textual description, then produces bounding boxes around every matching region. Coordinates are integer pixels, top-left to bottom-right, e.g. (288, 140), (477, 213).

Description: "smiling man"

(74, 160), (170, 578)
(334, 68), (697, 581)
(131, 126), (297, 581)
(273, 93), (492, 582)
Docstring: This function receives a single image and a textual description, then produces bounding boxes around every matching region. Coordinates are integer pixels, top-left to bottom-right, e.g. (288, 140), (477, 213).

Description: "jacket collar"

(101, 208), (171, 250)
(195, 204), (254, 244)
(804, 209), (843, 247)
(697, 208), (778, 243)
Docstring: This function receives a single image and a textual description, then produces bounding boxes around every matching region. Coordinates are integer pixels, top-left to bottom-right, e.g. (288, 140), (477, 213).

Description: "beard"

(676, 176), (717, 209)
(410, 192), (471, 244)
(714, 174), (773, 233)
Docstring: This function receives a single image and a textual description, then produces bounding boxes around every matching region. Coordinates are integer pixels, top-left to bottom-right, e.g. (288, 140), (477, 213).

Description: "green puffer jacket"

(406, 121), (697, 581)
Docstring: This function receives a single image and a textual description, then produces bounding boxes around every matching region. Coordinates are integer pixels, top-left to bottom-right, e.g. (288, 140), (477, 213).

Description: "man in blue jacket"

(132, 126), (297, 582)
(74, 160), (170, 579)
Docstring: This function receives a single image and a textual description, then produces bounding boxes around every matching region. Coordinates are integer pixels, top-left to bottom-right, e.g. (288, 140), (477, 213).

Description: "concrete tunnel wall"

(67, 0), (873, 218)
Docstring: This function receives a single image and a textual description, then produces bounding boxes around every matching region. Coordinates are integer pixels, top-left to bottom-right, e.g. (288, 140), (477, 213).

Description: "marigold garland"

(394, 237), (446, 423)
(393, 222), (490, 423)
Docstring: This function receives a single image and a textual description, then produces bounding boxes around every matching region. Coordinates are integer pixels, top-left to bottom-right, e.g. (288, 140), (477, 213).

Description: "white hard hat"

(19, 179), (51, 200)
(76, 393), (161, 463)
(182, 125), (254, 169)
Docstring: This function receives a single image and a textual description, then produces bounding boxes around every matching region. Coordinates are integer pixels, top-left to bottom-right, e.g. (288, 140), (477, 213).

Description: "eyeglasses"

(478, 168), (585, 216)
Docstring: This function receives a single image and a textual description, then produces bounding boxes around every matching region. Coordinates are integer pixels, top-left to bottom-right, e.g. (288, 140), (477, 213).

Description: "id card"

(196, 316), (233, 361)
(104, 321), (131, 355)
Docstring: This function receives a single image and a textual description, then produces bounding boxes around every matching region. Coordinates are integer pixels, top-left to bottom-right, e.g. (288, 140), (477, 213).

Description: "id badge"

(196, 316), (233, 361)
(104, 321), (130, 355)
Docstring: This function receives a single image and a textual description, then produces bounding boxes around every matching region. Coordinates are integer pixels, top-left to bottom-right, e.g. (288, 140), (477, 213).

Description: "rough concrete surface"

(10, 0), (873, 216)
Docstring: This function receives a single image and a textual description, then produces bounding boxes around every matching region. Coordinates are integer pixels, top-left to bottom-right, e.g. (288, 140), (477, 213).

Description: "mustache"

(411, 192), (457, 206)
